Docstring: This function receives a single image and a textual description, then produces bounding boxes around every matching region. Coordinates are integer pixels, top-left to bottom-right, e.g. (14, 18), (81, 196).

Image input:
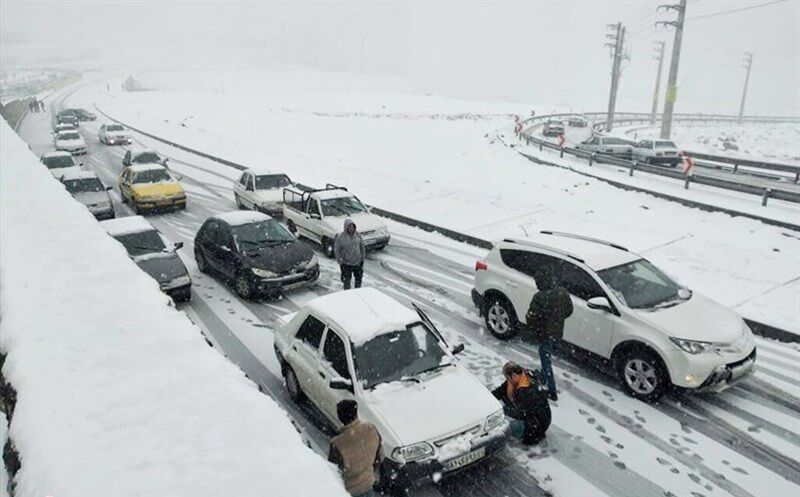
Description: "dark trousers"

(340, 263), (363, 289)
(538, 340), (557, 394)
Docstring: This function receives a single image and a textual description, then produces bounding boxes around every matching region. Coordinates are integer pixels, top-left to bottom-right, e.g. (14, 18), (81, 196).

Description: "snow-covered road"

(15, 77), (800, 497)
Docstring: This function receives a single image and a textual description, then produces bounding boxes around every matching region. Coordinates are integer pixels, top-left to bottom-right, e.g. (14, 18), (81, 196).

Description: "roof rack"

(502, 238), (585, 264)
(325, 183), (348, 192)
(539, 231), (628, 252)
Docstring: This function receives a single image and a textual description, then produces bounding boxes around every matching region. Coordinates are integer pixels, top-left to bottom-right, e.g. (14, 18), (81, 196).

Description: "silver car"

(61, 170), (115, 220)
(575, 136), (633, 158)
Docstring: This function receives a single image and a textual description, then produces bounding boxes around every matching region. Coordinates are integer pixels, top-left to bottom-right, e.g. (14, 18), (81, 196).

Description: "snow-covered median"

(0, 119), (346, 497)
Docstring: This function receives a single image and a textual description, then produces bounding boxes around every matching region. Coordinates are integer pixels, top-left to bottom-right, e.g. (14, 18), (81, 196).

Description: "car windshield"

(353, 323), (449, 389)
(320, 196), (368, 217)
(42, 155), (75, 169)
(598, 259), (688, 309)
(114, 230), (166, 257)
(231, 219), (296, 251)
(254, 174), (291, 190)
(59, 132), (80, 140)
(107, 125), (124, 132)
(132, 169), (172, 184)
(603, 137), (627, 145)
(656, 141), (677, 148)
(133, 152), (161, 163)
(63, 178), (104, 193)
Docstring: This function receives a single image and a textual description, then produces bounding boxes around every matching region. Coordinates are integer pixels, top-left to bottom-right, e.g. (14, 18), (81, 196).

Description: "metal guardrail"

(520, 114), (800, 205)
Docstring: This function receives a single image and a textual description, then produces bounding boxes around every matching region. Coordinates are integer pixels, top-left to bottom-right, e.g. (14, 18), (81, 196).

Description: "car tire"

(322, 237), (335, 259)
(617, 347), (670, 402)
(284, 366), (306, 403)
(483, 295), (518, 339)
(234, 273), (253, 300)
(195, 249), (209, 274)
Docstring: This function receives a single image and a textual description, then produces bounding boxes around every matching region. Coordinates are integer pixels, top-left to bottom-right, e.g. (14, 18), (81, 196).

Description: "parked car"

(119, 164), (186, 214)
(54, 130), (87, 155)
(542, 120), (565, 137)
(233, 169), (294, 217)
(53, 122), (77, 134)
(73, 108), (97, 121)
(194, 211), (319, 299)
(56, 110), (79, 126)
(101, 216), (191, 302)
(122, 148), (168, 169)
(471, 232), (756, 401)
(60, 170), (114, 220)
(632, 139), (682, 166)
(99, 123), (132, 145)
(283, 184), (390, 258)
(575, 135), (633, 158)
(568, 115), (589, 128)
(41, 151), (82, 179)
(273, 288), (507, 489)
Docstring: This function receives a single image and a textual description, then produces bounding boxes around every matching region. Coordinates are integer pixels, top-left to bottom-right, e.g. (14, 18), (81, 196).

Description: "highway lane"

(15, 81), (800, 497)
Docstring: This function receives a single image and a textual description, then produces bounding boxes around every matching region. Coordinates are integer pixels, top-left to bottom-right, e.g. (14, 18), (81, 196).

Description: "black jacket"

(492, 371), (552, 443)
(525, 269), (574, 341)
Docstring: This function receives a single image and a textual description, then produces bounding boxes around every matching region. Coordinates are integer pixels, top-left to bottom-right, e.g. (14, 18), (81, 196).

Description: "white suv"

(471, 233), (756, 401)
(274, 288), (507, 489)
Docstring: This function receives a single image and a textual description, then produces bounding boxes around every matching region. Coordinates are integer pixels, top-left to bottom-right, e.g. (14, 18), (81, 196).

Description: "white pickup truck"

(282, 184), (390, 258)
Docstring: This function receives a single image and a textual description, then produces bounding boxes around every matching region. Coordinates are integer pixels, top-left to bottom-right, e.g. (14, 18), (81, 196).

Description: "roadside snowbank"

(0, 120), (346, 497)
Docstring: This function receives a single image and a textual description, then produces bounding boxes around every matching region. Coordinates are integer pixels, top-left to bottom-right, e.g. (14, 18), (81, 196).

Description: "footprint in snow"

(615, 443), (624, 449)
(602, 390), (615, 401)
(609, 452), (619, 460)
(688, 473), (701, 484)
(614, 461), (627, 470)
(656, 457), (671, 466)
(578, 409), (589, 416)
(634, 413), (647, 424)
(682, 436), (698, 445)
(732, 467), (749, 475)
(586, 417), (596, 425)
(746, 425), (761, 433)
(595, 425), (606, 434)
(690, 493), (705, 497)
(671, 468), (680, 474)
(600, 435), (612, 445)
(681, 424), (694, 434)
(669, 437), (681, 447)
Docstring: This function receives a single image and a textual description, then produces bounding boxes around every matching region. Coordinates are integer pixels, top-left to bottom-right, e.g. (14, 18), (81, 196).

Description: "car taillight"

(475, 260), (488, 271)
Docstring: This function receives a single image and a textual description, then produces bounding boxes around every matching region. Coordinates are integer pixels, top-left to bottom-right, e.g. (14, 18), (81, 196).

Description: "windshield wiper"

(412, 362), (452, 378)
(131, 245), (166, 253)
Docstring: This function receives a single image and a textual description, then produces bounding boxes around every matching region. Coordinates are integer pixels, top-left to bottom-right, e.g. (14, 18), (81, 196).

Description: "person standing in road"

(492, 362), (551, 444)
(334, 218), (365, 290)
(328, 400), (384, 497)
(526, 266), (573, 401)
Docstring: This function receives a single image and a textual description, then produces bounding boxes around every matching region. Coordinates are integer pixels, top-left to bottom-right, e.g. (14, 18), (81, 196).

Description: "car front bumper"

(252, 266), (320, 296)
(164, 283), (192, 302)
(667, 345), (757, 392)
(364, 234), (390, 250)
(135, 197), (186, 211)
(106, 137), (132, 145)
(381, 430), (507, 489)
(91, 207), (115, 220)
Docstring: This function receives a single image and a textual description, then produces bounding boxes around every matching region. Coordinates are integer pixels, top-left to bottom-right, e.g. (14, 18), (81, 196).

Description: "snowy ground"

(7, 70), (798, 497)
(625, 122), (800, 167)
(75, 68), (800, 335)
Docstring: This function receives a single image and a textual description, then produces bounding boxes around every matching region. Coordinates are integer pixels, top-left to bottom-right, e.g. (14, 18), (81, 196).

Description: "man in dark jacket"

(526, 266), (574, 401)
(492, 362), (551, 445)
(328, 400), (384, 497)
(334, 218), (366, 289)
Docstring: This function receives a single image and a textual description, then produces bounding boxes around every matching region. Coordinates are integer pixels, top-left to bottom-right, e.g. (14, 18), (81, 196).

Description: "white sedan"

(233, 169), (294, 217)
(273, 288), (507, 489)
(54, 130), (87, 155)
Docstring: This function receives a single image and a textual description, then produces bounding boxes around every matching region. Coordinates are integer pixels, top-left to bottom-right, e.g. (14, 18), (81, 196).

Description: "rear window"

(656, 141), (677, 148)
(132, 169), (172, 184)
(603, 138), (628, 145)
(107, 125), (124, 132)
(63, 177), (104, 193)
(255, 174), (291, 190)
(133, 152), (161, 163)
(42, 155), (75, 169)
(59, 132), (80, 140)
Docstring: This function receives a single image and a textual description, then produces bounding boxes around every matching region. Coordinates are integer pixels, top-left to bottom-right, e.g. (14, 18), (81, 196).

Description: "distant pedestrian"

(334, 218), (365, 290)
(526, 266), (573, 401)
(328, 400), (384, 497)
(492, 362), (551, 444)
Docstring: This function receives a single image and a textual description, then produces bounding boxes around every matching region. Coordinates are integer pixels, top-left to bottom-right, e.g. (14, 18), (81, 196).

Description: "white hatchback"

(273, 288), (507, 488)
(472, 232), (756, 401)
(233, 169), (294, 218)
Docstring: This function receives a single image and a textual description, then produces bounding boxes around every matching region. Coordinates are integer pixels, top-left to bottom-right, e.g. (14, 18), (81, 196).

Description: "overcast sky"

(1, 0), (798, 115)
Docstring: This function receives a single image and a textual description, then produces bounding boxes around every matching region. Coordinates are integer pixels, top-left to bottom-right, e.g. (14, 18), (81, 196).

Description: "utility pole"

(738, 52), (753, 123)
(656, 0), (687, 139)
(605, 23), (627, 132)
(650, 41), (666, 125)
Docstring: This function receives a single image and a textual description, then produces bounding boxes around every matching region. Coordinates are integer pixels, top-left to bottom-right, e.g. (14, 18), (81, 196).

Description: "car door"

(298, 197), (323, 242)
(289, 315), (327, 405)
(233, 172), (247, 204)
(119, 169), (131, 201)
(315, 328), (355, 426)
(496, 249), (539, 323)
(243, 173), (258, 209)
(552, 258), (617, 358)
(210, 223), (240, 278)
(122, 150), (131, 168)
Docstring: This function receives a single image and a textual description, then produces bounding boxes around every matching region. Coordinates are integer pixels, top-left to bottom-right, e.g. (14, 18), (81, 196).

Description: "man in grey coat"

(334, 218), (365, 289)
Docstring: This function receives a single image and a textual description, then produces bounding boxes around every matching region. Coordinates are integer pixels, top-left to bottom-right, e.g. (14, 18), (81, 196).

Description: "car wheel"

(284, 366), (306, 403)
(195, 249), (208, 274)
(484, 295), (518, 339)
(618, 348), (670, 402)
(322, 237), (335, 259)
(234, 273), (253, 300)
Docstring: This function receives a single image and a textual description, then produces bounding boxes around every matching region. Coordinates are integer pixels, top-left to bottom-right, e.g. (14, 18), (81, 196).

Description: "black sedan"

(194, 211), (319, 299)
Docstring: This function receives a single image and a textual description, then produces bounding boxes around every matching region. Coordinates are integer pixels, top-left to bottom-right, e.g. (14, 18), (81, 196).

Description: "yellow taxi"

(119, 164), (186, 214)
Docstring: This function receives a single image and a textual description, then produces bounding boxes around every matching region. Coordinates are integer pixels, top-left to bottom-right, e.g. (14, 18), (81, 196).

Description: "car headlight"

(485, 410), (506, 432)
(392, 442), (434, 463)
(670, 337), (712, 355)
(305, 255), (318, 268)
(252, 267), (278, 278)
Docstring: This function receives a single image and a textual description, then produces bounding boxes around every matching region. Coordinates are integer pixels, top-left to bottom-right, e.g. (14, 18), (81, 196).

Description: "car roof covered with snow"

(306, 288), (419, 346)
(129, 147), (160, 156)
(60, 170), (99, 181)
(56, 130), (82, 138)
(100, 216), (156, 237)
(41, 151), (73, 159)
(499, 233), (640, 271)
(127, 163), (168, 173)
(213, 210), (273, 226)
(313, 188), (355, 201)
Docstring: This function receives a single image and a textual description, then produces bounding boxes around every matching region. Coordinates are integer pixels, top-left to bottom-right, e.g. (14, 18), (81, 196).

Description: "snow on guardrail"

(0, 119), (347, 497)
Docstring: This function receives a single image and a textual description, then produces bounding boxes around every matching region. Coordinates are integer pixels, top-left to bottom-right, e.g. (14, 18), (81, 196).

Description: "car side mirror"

(174, 242), (184, 250)
(79, 162), (84, 167)
(329, 377), (353, 392)
(105, 186), (112, 191)
(587, 296), (613, 313)
(451, 343), (465, 355)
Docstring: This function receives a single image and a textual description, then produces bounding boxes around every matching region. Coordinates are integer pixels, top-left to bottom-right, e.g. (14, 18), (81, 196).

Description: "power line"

(687, 0), (791, 21)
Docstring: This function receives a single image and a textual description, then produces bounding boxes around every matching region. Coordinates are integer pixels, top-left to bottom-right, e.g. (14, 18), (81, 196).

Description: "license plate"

(443, 447), (485, 472)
